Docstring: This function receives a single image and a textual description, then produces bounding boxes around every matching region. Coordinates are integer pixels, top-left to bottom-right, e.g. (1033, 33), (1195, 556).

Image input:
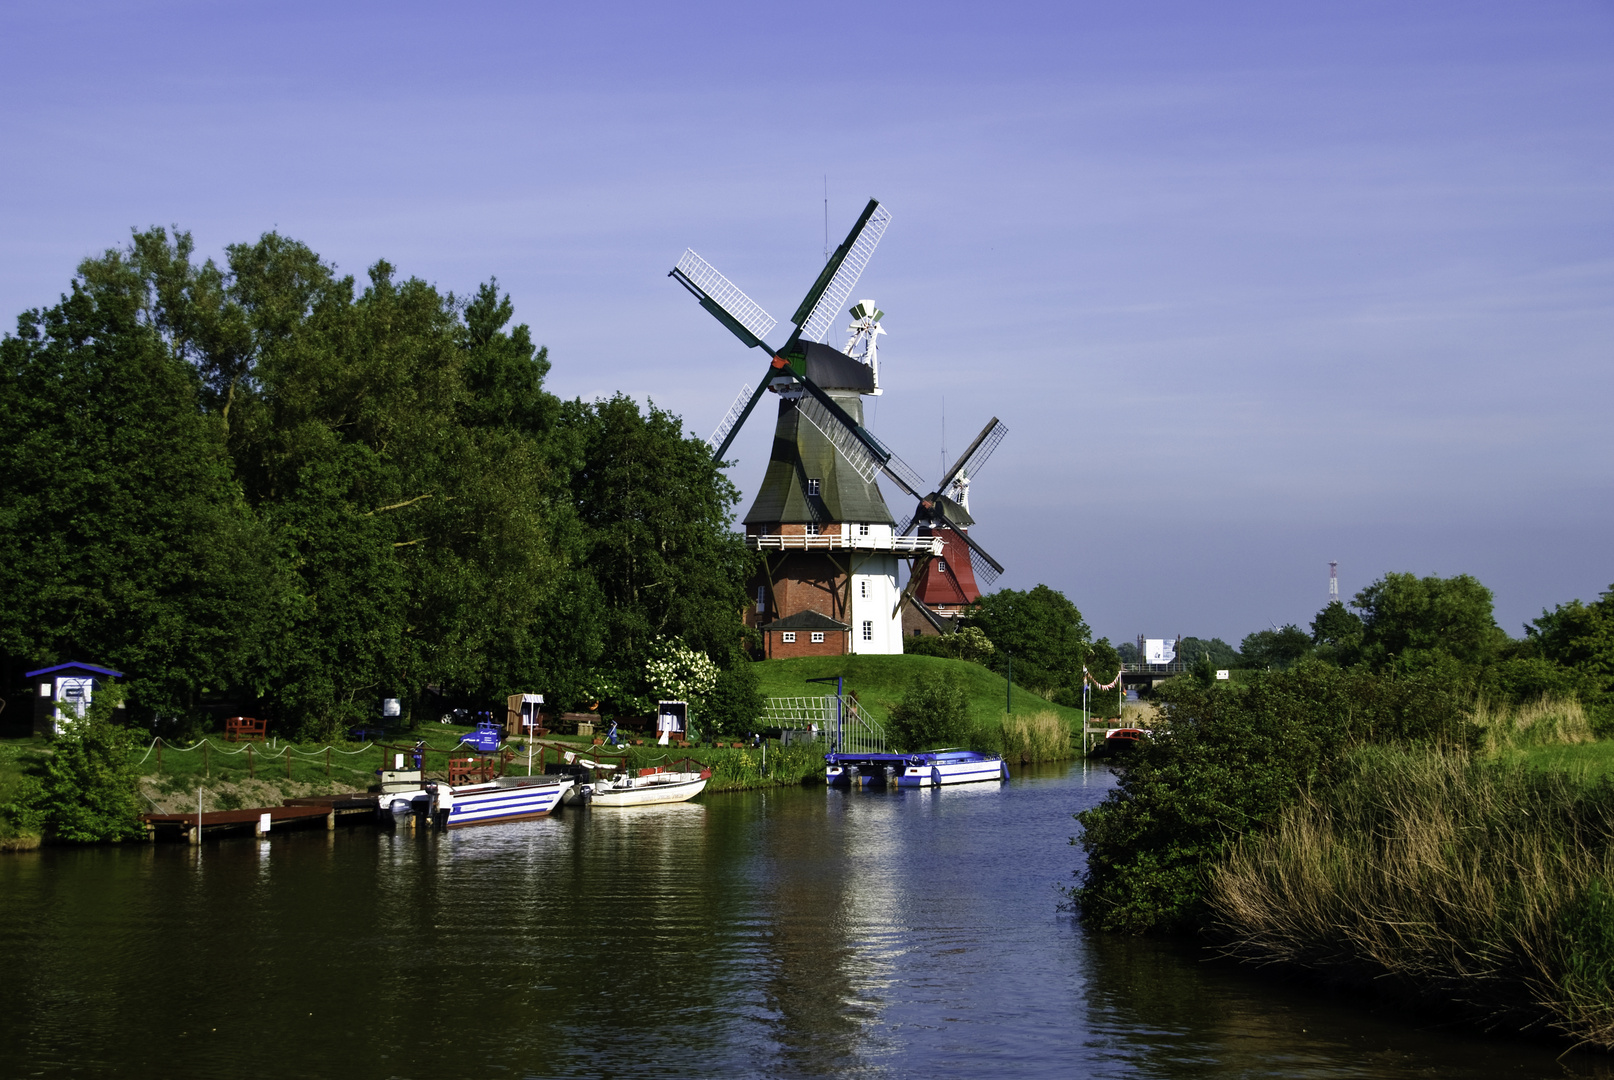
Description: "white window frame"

(781, 631), (796, 643)
(858, 521), (869, 536)
(755, 585), (766, 613)
(938, 559), (947, 574)
(806, 478), (821, 496)
(860, 580), (867, 598)
(862, 620), (873, 641)
(805, 522), (819, 536)
(811, 632), (825, 643)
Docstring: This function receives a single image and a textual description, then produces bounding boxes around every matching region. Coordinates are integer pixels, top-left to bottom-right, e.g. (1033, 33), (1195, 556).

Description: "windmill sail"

(792, 200), (892, 345)
(939, 418), (1008, 492)
(671, 250), (777, 349)
(708, 383), (754, 452)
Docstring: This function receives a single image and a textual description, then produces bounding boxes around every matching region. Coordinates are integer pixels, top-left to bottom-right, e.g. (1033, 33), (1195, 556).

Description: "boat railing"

(762, 695), (885, 754)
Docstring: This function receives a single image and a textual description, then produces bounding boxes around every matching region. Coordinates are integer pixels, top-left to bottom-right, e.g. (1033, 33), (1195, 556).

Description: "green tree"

(703, 661), (765, 739)
(0, 239), (288, 723)
(887, 670), (971, 751)
(1178, 636), (1240, 670)
(1352, 572), (1506, 672)
(966, 585), (1091, 693)
(1238, 625), (1312, 670)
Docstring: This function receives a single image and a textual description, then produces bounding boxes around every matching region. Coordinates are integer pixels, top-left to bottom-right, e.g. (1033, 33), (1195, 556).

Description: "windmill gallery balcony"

(745, 528), (943, 555)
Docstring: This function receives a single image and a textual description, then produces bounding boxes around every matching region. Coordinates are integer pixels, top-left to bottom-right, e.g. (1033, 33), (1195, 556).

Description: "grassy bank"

(1208, 746), (1614, 1046)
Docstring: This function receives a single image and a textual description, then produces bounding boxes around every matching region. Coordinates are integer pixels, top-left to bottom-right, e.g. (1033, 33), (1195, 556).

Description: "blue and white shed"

(25, 662), (125, 736)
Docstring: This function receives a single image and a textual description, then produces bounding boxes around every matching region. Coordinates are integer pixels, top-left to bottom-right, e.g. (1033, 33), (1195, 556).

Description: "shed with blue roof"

(25, 662), (125, 736)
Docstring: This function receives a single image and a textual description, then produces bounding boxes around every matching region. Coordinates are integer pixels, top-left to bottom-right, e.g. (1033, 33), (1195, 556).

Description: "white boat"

(584, 764), (709, 807)
(896, 749), (1009, 788)
(381, 773), (574, 828)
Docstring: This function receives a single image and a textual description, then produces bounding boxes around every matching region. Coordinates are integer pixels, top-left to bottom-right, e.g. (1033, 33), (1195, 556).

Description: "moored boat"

(380, 772), (574, 828)
(824, 750), (1009, 788)
(584, 764), (709, 807)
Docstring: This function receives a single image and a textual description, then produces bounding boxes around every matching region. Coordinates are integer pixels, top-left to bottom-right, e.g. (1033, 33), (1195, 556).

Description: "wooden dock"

(143, 793), (379, 843)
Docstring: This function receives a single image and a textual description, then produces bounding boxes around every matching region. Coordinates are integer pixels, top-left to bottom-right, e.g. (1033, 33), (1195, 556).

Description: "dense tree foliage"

(965, 584), (1091, 694)
(1238, 624), (1312, 670)
(0, 229), (754, 736)
(887, 670), (972, 751)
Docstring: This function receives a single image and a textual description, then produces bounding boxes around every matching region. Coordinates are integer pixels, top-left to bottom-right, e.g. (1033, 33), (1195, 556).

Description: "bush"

(887, 670), (971, 751)
(41, 686), (144, 843)
(703, 661), (764, 739)
(1072, 661), (1469, 933)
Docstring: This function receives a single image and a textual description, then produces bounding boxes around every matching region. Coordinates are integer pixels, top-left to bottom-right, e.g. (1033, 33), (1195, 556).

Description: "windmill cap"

(801, 341), (875, 392)
(849, 300), (883, 322)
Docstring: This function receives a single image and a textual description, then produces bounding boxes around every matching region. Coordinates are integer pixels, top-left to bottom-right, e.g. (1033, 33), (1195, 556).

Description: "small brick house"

(761, 610), (851, 659)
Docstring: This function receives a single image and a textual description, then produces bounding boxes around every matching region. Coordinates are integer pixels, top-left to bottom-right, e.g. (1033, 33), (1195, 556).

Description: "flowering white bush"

(644, 638), (718, 707)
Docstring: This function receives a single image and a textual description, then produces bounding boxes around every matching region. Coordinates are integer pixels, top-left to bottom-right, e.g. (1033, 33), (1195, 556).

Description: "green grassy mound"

(752, 653), (1085, 730)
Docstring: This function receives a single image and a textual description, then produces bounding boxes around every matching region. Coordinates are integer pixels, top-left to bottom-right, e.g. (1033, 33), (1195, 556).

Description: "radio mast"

(1329, 561), (1339, 604)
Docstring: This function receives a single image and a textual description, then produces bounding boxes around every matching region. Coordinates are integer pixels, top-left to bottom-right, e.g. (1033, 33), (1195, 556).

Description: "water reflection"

(1, 763), (1609, 1078)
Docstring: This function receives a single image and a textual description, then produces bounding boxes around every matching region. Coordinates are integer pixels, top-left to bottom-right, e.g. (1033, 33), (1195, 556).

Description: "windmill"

(670, 198), (955, 655)
(894, 416), (1010, 631)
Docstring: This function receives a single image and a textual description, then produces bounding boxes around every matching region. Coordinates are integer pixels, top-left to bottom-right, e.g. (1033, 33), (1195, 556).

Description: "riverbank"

(1073, 670), (1614, 1050)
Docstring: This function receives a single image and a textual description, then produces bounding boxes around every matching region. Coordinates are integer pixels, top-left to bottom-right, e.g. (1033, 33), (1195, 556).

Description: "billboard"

(1144, 639), (1176, 664)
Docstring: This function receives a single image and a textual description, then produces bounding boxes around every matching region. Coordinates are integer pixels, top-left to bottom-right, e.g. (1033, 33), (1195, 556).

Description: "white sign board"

(1216, 669), (1230, 681)
(1144, 639), (1176, 664)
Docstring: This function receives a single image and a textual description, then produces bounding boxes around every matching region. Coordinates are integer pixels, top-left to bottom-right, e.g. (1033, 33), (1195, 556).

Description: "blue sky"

(3, 1), (1611, 645)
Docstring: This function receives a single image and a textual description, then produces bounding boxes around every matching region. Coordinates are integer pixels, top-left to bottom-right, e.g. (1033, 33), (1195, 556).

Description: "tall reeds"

(1207, 746), (1614, 1047)
(1473, 695), (1593, 754)
(997, 711), (1071, 764)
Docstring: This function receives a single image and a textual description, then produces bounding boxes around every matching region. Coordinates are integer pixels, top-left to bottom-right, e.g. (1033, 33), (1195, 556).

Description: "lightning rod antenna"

(823, 176), (829, 264)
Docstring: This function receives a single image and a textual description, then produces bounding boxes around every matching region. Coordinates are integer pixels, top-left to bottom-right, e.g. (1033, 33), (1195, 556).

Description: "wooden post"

(248, 744), (255, 779)
(285, 746), (291, 780)
(204, 741), (210, 779)
(156, 737), (163, 774)
(326, 809), (336, 831)
(325, 746), (331, 778)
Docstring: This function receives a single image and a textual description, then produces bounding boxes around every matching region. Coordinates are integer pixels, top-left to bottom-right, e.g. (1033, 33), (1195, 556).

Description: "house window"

(805, 522), (819, 536)
(860, 580), (867, 598)
(811, 632), (825, 643)
(937, 559), (947, 574)
(862, 620), (873, 641)
(755, 586), (766, 613)
(858, 522), (869, 536)
(807, 478), (821, 496)
(782, 632), (796, 643)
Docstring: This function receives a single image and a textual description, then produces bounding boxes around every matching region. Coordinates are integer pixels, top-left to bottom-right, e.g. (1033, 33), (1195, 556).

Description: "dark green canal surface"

(2, 761), (1609, 1079)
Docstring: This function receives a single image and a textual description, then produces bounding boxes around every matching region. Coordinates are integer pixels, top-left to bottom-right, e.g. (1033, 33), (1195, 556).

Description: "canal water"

(1, 762), (1608, 1079)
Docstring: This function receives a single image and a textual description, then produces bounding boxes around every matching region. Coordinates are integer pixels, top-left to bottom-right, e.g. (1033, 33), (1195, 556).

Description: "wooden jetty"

(143, 793), (379, 843)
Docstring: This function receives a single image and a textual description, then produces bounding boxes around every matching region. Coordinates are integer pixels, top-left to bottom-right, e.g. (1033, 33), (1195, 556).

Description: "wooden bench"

(224, 716), (267, 742)
(448, 757), (495, 784)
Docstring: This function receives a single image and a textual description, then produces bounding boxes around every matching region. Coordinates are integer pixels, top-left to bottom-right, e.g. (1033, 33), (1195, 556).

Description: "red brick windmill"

(895, 417), (1009, 634)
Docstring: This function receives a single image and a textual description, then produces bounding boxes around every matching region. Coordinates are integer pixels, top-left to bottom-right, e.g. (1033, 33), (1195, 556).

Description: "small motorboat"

(380, 772), (574, 828)
(584, 763), (709, 807)
(1089, 727), (1148, 758)
(824, 750), (1009, 788)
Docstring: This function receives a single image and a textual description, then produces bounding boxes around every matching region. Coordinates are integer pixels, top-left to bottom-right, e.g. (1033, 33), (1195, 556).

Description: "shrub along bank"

(1072, 660), (1614, 1048)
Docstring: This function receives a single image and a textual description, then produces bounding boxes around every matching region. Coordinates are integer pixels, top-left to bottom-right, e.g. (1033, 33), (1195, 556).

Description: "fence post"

(204, 740), (210, 779)
(156, 737), (163, 774)
(285, 746), (291, 780)
(248, 743), (254, 780)
(325, 746), (331, 778)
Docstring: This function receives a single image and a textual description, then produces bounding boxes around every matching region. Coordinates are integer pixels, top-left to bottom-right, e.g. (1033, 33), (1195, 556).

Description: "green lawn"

(1510, 740), (1614, 782)
(752, 653), (1086, 730)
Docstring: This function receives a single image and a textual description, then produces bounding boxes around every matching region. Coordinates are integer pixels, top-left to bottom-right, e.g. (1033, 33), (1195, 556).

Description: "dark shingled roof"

(743, 388), (897, 526)
(762, 610), (850, 631)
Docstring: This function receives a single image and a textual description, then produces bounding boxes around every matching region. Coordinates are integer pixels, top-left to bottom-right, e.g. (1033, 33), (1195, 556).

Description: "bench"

(224, 716), (267, 742)
(448, 757), (495, 785)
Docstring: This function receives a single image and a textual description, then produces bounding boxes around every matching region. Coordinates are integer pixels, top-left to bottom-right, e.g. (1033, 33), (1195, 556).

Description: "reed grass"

(997, 710), (1072, 764)
(1207, 746), (1614, 1047)
(1473, 695), (1593, 755)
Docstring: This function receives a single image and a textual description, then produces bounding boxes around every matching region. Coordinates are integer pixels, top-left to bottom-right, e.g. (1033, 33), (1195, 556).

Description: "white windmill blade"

(796, 394), (880, 484)
(797, 203), (891, 344)
(673, 249), (778, 344)
(708, 383), (754, 452)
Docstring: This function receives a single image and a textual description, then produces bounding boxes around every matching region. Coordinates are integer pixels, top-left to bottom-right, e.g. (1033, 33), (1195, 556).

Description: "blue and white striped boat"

(825, 749), (1009, 789)
(382, 774), (574, 829)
